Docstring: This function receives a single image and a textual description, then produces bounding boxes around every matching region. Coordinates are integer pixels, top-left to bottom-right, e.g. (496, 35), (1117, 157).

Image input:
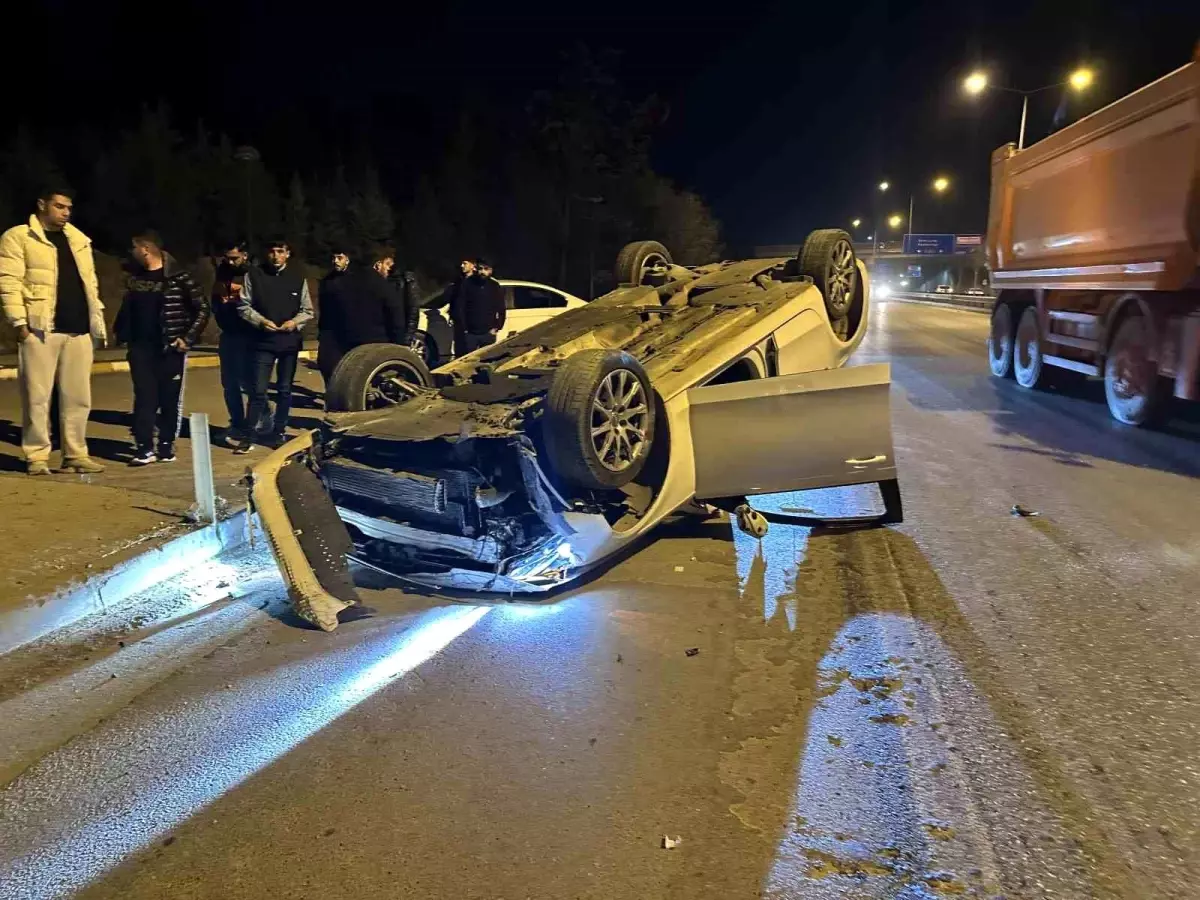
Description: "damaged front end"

(251, 419), (612, 632)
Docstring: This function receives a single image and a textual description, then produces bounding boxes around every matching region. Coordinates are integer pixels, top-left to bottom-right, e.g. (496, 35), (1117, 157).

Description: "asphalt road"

(3, 300), (1199, 899)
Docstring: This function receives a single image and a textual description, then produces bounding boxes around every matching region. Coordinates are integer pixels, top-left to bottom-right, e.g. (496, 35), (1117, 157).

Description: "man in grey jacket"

(234, 236), (313, 452)
(0, 187), (107, 475)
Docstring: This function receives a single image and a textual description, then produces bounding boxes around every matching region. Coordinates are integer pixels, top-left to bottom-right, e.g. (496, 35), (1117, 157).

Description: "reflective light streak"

(0, 605), (488, 899)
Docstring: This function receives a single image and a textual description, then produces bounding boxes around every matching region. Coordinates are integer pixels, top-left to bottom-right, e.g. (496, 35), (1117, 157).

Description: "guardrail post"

(190, 412), (217, 524)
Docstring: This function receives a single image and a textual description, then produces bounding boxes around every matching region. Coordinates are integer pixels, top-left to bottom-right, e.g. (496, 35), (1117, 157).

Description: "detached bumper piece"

(252, 433), (361, 632)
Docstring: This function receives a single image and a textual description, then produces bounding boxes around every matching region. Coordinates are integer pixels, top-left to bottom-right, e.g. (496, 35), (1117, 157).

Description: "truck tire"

(1104, 313), (1164, 426)
(543, 349), (656, 490)
(988, 302), (1015, 378)
(1013, 306), (1046, 389)
(797, 229), (857, 320)
(326, 344), (432, 412)
(615, 241), (673, 286)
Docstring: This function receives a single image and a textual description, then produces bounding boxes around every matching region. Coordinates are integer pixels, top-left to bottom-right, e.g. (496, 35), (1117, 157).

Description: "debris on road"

(1011, 504), (1040, 517)
(661, 835), (682, 850)
(685, 647), (700, 657)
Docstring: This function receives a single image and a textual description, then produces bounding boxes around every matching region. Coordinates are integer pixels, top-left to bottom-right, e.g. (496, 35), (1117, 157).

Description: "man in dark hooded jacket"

(317, 246), (354, 384)
(337, 243), (410, 352)
(449, 256), (506, 356)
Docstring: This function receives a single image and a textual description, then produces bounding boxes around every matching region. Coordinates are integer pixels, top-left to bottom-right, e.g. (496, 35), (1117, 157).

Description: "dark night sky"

(11, 0), (1200, 249)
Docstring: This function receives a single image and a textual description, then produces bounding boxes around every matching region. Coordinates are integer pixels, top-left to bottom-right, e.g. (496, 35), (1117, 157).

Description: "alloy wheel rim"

(826, 240), (857, 310)
(590, 369), (649, 472)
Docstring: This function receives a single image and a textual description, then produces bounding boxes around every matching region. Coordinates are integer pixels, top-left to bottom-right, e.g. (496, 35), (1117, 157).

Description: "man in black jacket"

(337, 243), (410, 354)
(211, 239), (266, 444)
(114, 230), (210, 465)
(449, 256), (506, 356)
(235, 237), (313, 453)
(316, 246), (353, 385)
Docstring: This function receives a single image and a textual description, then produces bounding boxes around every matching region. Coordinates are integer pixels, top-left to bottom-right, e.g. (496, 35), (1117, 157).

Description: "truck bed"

(987, 62), (1200, 292)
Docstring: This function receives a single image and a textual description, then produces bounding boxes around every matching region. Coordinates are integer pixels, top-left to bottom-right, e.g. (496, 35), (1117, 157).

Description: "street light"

(851, 218), (862, 229)
(908, 175), (952, 238)
(888, 214), (903, 229)
(878, 181), (890, 192)
(962, 67), (1096, 150)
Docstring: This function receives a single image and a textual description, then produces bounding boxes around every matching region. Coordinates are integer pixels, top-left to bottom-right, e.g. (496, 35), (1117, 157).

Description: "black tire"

(988, 302), (1015, 378)
(1104, 313), (1164, 426)
(543, 349), (656, 490)
(797, 229), (858, 320)
(614, 241), (673, 286)
(1013, 305), (1045, 390)
(326, 344), (432, 412)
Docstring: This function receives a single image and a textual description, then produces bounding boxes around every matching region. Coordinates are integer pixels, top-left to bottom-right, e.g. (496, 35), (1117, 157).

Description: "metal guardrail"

(885, 291), (994, 312)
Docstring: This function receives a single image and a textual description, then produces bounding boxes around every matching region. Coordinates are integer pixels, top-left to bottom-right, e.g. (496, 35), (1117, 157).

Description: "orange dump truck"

(986, 60), (1200, 424)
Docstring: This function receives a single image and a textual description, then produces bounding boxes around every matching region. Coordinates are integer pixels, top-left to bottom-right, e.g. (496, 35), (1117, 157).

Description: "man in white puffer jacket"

(0, 186), (107, 475)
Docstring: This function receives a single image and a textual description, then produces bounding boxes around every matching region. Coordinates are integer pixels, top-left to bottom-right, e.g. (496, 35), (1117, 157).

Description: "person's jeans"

(17, 331), (93, 463)
(317, 330), (344, 386)
(218, 331), (250, 432)
(127, 343), (187, 449)
(454, 331), (496, 357)
(246, 349), (299, 437)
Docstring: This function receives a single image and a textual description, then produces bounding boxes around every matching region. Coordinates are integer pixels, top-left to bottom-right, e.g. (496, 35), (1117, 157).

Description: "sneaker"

(128, 448), (157, 467)
(157, 443), (177, 463)
(62, 457), (106, 474)
(232, 438), (255, 455)
(27, 461), (51, 476)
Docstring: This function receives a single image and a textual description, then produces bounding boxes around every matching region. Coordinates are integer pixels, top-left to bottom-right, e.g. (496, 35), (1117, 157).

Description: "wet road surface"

(2, 300), (1198, 899)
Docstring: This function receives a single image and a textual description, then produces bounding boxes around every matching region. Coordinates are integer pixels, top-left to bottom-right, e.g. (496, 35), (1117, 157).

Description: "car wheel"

(1104, 313), (1164, 426)
(1013, 306), (1045, 390)
(988, 302), (1015, 378)
(614, 241), (673, 286)
(543, 349), (656, 490)
(326, 344), (432, 412)
(797, 229), (858, 320)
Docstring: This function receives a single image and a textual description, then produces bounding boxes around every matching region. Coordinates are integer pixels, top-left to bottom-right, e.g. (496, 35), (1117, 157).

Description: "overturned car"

(251, 233), (902, 631)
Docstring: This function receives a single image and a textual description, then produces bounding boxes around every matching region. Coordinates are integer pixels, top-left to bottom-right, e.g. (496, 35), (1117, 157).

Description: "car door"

(499, 285), (571, 341)
(687, 363), (897, 501)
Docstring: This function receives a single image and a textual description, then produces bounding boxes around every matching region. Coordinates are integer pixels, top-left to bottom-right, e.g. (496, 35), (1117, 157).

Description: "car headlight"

(876, 284), (893, 299)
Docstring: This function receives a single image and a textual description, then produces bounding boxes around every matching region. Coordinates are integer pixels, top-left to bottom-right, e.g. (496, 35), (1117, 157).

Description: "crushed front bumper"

(250, 432), (361, 632)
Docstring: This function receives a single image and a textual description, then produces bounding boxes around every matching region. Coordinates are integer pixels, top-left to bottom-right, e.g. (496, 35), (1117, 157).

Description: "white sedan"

(411, 280), (587, 366)
(253, 233), (901, 631)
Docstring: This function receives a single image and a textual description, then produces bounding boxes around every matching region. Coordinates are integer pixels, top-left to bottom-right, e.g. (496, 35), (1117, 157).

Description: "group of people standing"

(0, 185), (511, 476)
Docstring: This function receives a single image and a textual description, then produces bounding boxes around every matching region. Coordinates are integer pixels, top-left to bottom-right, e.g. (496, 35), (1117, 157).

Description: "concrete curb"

(0, 349), (316, 381)
(887, 293), (992, 314)
(0, 508), (258, 657)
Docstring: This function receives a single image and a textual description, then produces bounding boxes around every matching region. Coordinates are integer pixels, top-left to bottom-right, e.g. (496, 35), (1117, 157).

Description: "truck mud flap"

(275, 461), (361, 609)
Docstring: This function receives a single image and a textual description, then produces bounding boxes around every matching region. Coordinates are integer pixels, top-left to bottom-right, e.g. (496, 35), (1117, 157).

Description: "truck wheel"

(988, 302), (1015, 378)
(1105, 314), (1164, 426)
(1013, 306), (1045, 389)
(615, 241), (673, 286)
(543, 349), (656, 490)
(797, 229), (857, 320)
(326, 344), (432, 412)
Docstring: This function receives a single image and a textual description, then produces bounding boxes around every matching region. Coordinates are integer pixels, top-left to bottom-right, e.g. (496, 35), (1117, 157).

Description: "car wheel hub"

(826, 240), (856, 308)
(590, 369), (649, 472)
(365, 363), (423, 408)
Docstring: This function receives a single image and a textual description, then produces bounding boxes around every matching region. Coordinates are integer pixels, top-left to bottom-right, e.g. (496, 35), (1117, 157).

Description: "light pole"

(963, 67), (1094, 150)
(233, 145), (260, 246)
(561, 194), (604, 292)
(872, 182), (889, 260)
(907, 175), (951, 239)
